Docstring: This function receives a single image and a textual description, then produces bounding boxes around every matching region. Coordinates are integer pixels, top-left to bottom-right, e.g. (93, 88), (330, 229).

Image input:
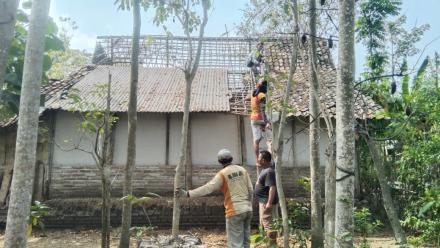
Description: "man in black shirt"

(255, 150), (279, 245)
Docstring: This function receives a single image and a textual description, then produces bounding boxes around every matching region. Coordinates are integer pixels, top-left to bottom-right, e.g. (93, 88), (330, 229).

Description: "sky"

(49, 0), (440, 74)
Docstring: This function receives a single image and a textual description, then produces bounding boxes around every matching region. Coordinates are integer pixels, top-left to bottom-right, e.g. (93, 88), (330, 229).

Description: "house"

(0, 35), (380, 202)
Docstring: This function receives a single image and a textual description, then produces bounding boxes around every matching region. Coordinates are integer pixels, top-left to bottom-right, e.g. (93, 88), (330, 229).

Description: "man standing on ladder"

(249, 78), (273, 168)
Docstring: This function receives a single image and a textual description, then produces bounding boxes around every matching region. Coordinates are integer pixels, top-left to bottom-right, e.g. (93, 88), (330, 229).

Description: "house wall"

(47, 110), (330, 198)
(53, 111), (241, 167)
(49, 164), (315, 198)
(292, 119), (330, 167)
(169, 113), (241, 166)
(52, 111), (96, 166)
(244, 117), (330, 167)
(113, 113), (167, 166)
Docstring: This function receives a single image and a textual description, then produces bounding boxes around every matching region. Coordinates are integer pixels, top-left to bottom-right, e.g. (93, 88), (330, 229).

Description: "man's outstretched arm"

(188, 173), (223, 197)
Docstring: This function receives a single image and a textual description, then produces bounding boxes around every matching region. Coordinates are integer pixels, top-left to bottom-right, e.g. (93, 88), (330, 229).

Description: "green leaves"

(43, 54), (52, 72)
(1, 10), (64, 122)
(30, 201), (50, 230)
(114, 0), (132, 10)
(356, 0), (401, 45)
(401, 60), (409, 99)
(297, 176), (311, 192)
(151, 0), (211, 35)
(412, 57), (429, 92)
(418, 201), (435, 217)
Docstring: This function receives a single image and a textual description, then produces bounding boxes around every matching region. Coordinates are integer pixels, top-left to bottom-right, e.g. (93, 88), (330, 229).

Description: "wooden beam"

(239, 115), (247, 166)
(107, 118), (117, 166)
(165, 114), (170, 165)
(44, 111), (57, 199)
(0, 128), (17, 205)
(291, 118), (296, 167)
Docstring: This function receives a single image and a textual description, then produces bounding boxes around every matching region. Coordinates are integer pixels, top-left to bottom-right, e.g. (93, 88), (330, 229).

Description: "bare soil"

(0, 228), (397, 248)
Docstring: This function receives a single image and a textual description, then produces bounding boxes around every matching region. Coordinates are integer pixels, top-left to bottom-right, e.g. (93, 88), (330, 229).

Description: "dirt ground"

(0, 228), (397, 248)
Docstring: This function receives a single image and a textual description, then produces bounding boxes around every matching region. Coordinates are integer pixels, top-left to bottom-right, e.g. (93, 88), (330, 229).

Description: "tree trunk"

(101, 171), (111, 248)
(273, 1), (300, 247)
(172, 73), (192, 238)
(119, 0), (140, 247)
(100, 73), (113, 248)
(325, 138), (336, 248)
(308, 0), (324, 246)
(185, 120), (193, 189)
(4, 0), (51, 246)
(364, 136), (407, 245)
(334, 0), (356, 247)
(171, 0), (208, 238)
(354, 141), (361, 199)
(0, 0), (19, 89)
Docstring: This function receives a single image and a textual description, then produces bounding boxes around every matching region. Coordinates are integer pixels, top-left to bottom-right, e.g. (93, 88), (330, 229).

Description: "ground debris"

(138, 234), (205, 248)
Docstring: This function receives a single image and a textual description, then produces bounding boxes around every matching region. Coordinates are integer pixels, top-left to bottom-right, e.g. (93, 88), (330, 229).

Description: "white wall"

(168, 113), (182, 165)
(244, 116), (296, 166)
(52, 110), (330, 168)
(191, 113), (240, 165)
(244, 116), (329, 168)
(293, 119), (330, 167)
(53, 111), (96, 166)
(113, 113), (167, 166)
(169, 113), (241, 166)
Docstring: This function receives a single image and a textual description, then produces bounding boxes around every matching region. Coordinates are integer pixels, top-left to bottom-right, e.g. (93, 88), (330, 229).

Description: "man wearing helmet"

(176, 149), (254, 248)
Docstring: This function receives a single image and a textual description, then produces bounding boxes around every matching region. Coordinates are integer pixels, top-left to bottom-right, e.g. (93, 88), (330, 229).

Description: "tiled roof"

(0, 66), (95, 127)
(1, 36), (381, 127)
(46, 65), (230, 113)
(261, 39), (381, 119)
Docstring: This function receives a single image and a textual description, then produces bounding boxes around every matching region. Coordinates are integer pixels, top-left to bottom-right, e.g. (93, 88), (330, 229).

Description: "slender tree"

(0, 0), (20, 90)
(308, 44), (337, 247)
(4, 0), (51, 246)
(334, 0), (356, 247)
(273, 0), (300, 247)
(167, 0), (210, 238)
(307, 39), (336, 248)
(119, 0), (141, 247)
(61, 76), (115, 248)
(308, 0), (324, 246)
(324, 134), (336, 247)
(362, 133), (407, 244)
(100, 74), (113, 248)
(335, 0), (355, 247)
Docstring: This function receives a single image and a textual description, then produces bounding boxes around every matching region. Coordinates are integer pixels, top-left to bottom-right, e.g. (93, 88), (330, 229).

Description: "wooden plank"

(33, 161), (45, 202)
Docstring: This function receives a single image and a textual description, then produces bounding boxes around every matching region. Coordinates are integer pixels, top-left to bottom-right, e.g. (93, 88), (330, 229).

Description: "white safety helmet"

(217, 148), (233, 161)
